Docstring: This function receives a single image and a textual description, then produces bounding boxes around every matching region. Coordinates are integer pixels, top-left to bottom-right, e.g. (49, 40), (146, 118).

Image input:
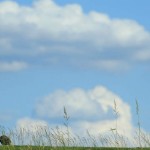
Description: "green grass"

(0, 146), (145, 150)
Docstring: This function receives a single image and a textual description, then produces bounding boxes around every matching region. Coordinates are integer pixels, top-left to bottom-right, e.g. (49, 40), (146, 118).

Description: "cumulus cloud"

(34, 86), (133, 139)
(0, 0), (150, 71)
(0, 61), (28, 72)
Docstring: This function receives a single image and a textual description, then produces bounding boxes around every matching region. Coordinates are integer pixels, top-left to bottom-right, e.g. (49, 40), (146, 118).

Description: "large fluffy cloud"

(34, 86), (133, 139)
(0, 0), (150, 71)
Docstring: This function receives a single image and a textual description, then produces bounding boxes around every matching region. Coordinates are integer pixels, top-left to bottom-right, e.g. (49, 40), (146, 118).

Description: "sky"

(0, 0), (150, 141)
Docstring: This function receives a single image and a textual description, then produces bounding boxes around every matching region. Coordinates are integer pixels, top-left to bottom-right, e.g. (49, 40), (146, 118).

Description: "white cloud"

(0, 61), (28, 72)
(35, 86), (134, 139)
(0, 0), (150, 71)
(16, 117), (75, 146)
(80, 59), (130, 71)
(134, 49), (150, 61)
(16, 117), (48, 133)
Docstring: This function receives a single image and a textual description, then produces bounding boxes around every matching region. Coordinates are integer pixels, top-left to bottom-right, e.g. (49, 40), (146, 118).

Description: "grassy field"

(0, 146), (147, 150)
(0, 102), (150, 149)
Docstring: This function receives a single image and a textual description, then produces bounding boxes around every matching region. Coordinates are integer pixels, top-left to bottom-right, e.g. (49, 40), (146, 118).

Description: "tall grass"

(0, 101), (150, 149)
(135, 99), (142, 148)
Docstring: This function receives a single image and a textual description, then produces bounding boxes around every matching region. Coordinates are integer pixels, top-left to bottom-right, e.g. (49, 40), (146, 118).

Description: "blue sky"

(0, 0), (150, 139)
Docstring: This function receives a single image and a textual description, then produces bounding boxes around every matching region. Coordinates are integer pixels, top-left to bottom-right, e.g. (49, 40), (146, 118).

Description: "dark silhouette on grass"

(0, 135), (11, 145)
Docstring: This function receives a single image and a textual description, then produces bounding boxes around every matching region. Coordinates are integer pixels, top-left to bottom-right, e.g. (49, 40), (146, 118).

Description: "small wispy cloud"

(0, 61), (28, 72)
(134, 49), (150, 61)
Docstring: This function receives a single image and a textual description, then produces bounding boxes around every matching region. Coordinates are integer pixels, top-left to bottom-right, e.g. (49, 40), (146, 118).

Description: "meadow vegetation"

(0, 100), (150, 150)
